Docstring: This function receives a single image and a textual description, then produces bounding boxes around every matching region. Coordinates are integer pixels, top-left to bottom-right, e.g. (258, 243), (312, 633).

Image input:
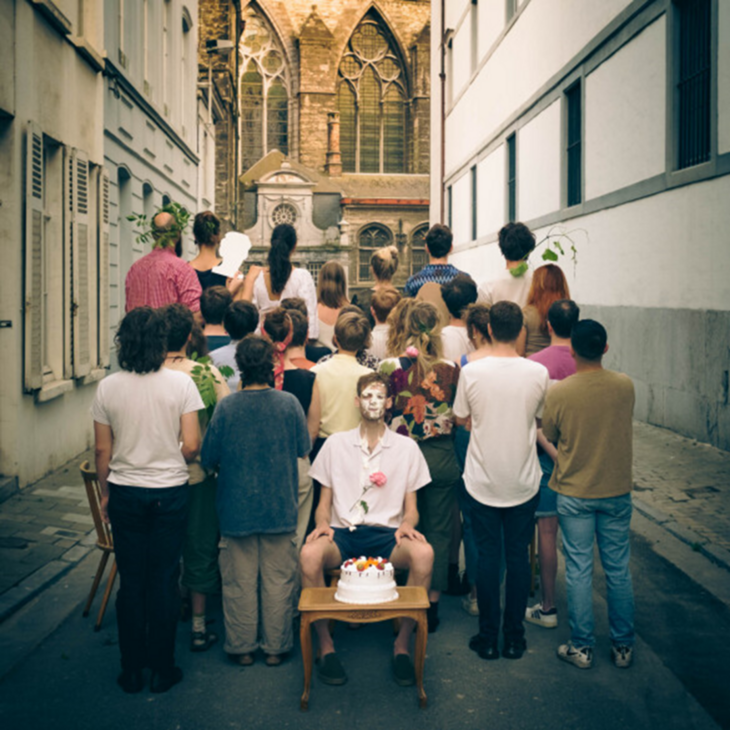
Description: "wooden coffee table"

(298, 586), (430, 710)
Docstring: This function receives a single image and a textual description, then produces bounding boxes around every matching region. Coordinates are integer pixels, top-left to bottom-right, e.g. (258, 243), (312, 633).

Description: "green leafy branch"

(188, 353), (234, 427)
(126, 202), (192, 249)
(537, 226), (587, 271)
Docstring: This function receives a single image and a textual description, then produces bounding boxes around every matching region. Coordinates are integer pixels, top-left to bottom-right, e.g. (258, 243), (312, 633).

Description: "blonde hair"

(386, 299), (443, 379)
(317, 261), (348, 309)
(371, 245), (399, 281)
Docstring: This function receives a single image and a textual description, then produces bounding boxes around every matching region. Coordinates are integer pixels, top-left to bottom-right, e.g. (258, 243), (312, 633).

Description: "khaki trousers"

(296, 457), (314, 551)
(219, 533), (297, 656)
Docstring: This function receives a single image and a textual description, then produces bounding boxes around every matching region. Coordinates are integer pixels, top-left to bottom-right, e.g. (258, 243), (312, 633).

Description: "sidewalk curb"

(634, 496), (730, 574)
(0, 538), (93, 625)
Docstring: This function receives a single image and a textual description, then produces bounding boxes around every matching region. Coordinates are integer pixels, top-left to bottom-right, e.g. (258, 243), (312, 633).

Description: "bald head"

(151, 211), (181, 250)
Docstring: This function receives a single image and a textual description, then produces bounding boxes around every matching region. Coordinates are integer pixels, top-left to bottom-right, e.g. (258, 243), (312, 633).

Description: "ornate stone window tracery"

(239, 6), (290, 173)
(410, 225), (429, 276)
(337, 13), (408, 174)
(358, 224), (393, 281)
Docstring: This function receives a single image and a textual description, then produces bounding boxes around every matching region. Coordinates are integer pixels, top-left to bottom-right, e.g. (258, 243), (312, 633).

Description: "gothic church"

(202, 0), (431, 292)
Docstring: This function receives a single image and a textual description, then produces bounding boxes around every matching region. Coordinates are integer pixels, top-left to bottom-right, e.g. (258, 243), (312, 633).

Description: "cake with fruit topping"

(334, 556), (398, 604)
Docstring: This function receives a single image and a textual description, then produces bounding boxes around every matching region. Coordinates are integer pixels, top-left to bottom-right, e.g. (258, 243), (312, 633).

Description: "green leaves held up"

(126, 202), (191, 250)
(189, 354), (233, 427)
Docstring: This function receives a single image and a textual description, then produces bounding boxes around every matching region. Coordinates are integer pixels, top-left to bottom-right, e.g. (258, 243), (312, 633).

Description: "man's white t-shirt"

(309, 426), (431, 529)
(441, 325), (474, 363)
(90, 368), (204, 488)
(477, 269), (533, 308)
(453, 357), (549, 507)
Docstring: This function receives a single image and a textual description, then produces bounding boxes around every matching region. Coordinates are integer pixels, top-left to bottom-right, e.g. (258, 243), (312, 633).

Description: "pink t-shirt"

(528, 345), (576, 382)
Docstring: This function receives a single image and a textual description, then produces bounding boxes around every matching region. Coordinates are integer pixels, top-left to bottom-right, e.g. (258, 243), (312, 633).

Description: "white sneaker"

(525, 602), (558, 628)
(557, 642), (593, 669)
(461, 595), (479, 616)
(611, 644), (633, 668)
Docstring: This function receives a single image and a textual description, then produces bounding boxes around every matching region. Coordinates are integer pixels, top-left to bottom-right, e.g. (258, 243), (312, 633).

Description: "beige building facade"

(0, 0), (107, 490)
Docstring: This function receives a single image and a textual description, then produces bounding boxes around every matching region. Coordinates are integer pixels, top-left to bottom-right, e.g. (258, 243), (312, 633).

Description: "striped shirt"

(403, 263), (465, 297)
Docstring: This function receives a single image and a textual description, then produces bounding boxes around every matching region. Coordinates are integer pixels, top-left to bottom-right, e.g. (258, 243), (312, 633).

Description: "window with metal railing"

(675, 0), (711, 170)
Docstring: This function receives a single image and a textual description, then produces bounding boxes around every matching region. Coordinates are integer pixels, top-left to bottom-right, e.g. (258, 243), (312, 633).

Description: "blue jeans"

(557, 493), (635, 648)
(467, 489), (539, 642)
(108, 483), (189, 673)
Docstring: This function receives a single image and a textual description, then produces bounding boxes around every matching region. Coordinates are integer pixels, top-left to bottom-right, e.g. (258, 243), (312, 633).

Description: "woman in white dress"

(241, 224), (318, 340)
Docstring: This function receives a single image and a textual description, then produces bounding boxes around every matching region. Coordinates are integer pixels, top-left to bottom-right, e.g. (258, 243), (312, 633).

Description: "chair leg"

(95, 557), (118, 632)
(83, 551), (109, 618)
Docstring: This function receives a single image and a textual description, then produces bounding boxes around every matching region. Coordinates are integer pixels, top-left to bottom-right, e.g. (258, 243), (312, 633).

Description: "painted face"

(359, 384), (388, 421)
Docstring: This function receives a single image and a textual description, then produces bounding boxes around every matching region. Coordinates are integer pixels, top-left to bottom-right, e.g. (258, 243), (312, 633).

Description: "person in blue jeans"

(542, 319), (636, 670)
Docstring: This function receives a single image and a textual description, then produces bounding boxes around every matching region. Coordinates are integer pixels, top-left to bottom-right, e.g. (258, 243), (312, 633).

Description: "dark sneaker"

(557, 642), (593, 669)
(611, 644), (633, 668)
(117, 670), (144, 694)
(392, 654), (416, 686)
(150, 666), (183, 693)
(316, 653), (348, 685)
(469, 634), (499, 660)
(190, 630), (218, 652)
(502, 638), (527, 659)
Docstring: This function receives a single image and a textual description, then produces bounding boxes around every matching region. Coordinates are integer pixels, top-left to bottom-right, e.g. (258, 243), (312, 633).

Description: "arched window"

(410, 225), (428, 275)
(337, 13), (407, 173)
(358, 224), (393, 281)
(240, 6), (290, 172)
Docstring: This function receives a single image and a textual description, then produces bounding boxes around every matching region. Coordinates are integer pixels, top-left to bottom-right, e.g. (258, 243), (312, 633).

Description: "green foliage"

(188, 353), (234, 427)
(126, 202), (192, 250)
(358, 500), (369, 515)
(538, 226), (585, 272)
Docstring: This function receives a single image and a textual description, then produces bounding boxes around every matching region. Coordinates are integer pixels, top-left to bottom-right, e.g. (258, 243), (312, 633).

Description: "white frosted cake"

(334, 556), (398, 604)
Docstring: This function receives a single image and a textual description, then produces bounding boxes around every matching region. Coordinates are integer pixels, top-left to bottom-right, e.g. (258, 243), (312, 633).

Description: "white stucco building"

(431, 0), (730, 450)
(0, 0), (107, 490)
(104, 0), (202, 356)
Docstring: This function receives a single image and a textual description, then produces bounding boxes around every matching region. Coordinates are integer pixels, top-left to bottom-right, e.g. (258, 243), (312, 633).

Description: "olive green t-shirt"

(542, 369), (634, 499)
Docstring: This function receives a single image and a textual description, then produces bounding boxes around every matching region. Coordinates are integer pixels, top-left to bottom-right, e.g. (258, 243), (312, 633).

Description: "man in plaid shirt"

(125, 211), (202, 315)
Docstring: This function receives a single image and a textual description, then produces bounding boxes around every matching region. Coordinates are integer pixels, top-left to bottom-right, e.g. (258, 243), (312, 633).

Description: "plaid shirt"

(125, 247), (202, 313)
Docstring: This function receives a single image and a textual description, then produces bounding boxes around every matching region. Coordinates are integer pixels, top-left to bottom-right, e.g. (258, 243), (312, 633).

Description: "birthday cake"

(334, 556), (398, 605)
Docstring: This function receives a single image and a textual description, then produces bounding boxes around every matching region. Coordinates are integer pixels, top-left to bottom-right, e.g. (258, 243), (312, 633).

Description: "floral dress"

(378, 357), (460, 440)
(378, 356), (461, 593)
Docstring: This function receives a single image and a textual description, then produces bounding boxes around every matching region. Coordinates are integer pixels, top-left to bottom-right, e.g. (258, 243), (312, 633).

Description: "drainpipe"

(439, 0), (446, 224)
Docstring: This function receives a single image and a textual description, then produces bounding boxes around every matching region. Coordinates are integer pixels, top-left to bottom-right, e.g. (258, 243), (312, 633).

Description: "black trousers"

(467, 489), (539, 643)
(108, 483), (189, 673)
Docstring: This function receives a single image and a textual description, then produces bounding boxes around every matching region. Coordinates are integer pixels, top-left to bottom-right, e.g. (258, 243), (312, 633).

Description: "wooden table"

(298, 586), (430, 710)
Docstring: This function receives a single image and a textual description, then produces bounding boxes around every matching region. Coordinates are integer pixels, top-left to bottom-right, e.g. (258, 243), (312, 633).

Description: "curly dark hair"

(115, 307), (167, 373)
(498, 222), (536, 262)
(441, 274), (478, 319)
(235, 335), (275, 387)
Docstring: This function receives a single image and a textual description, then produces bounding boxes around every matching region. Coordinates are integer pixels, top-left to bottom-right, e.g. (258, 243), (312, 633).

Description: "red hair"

(526, 264), (570, 332)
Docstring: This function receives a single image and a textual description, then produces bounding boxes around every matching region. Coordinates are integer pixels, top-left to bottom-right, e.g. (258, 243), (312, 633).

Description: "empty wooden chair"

(80, 460), (117, 631)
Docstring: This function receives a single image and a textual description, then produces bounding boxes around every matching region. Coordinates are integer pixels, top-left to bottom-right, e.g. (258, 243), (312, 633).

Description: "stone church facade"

(200, 0), (431, 292)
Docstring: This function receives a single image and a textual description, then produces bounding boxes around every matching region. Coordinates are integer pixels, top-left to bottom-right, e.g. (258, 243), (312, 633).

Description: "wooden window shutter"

(72, 149), (93, 378)
(24, 122), (44, 391)
(97, 168), (111, 368)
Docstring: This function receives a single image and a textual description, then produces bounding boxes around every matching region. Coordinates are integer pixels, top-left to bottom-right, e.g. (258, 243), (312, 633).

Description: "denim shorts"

(332, 525), (398, 562)
(536, 451), (558, 518)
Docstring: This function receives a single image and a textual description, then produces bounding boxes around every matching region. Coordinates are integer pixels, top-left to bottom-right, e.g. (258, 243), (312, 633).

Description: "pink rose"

(405, 346), (419, 358)
(369, 472), (387, 487)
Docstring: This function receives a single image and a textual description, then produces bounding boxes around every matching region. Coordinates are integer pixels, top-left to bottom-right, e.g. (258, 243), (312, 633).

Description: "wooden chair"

(80, 461), (117, 631)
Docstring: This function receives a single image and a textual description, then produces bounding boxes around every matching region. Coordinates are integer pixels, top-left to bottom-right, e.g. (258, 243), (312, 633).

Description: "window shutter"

(72, 149), (93, 378)
(24, 122), (44, 391)
(97, 168), (111, 368)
